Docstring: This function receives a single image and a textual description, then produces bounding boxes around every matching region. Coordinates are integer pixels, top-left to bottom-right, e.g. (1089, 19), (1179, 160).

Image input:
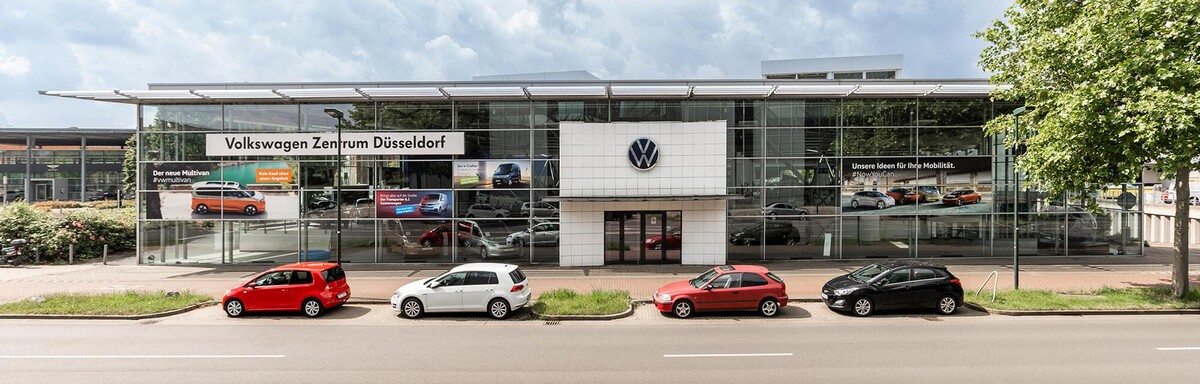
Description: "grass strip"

(531, 288), (629, 316)
(967, 287), (1200, 311)
(0, 291), (212, 316)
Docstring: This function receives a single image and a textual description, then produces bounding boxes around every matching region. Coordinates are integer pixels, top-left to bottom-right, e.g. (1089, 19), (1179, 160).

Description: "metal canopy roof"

(41, 80), (1004, 105)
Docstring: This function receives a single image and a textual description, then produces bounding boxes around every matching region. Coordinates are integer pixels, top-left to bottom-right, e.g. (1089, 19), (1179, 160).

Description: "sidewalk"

(1, 244), (1198, 305)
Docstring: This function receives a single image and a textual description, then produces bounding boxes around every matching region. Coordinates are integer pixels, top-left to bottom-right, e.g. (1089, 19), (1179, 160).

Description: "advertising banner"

(376, 190), (453, 219)
(150, 161), (300, 220)
(452, 160), (531, 189)
(205, 132), (465, 156)
(841, 156), (992, 215)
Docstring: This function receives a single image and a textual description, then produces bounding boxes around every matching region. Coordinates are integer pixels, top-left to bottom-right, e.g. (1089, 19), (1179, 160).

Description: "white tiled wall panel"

(557, 122), (729, 266)
(559, 121), (727, 197)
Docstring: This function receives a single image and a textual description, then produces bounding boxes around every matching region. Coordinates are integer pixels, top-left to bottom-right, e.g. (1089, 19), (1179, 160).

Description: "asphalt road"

(1, 306), (1199, 384)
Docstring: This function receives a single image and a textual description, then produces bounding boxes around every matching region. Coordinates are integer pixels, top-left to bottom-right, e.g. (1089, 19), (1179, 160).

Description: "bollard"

(103, 244), (108, 265)
(33, 247), (39, 264)
(69, 244), (74, 265)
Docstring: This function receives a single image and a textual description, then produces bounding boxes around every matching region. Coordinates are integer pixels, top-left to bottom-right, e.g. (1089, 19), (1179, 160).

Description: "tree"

(978, 0), (1200, 298)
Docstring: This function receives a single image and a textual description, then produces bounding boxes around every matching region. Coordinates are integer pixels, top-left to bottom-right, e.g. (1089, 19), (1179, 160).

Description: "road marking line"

(1156, 347), (1200, 351)
(663, 353), (793, 358)
(0, 355), (286, 359)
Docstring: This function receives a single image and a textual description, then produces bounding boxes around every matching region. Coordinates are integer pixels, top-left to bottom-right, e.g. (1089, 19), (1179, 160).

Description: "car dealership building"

(42, 66), (1145, 266)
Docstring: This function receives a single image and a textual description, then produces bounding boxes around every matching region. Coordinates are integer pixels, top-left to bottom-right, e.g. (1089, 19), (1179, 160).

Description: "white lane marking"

(663, 353), (793, 358)
(1156, 347), (1200, 351)
(0, 355), (286, 359)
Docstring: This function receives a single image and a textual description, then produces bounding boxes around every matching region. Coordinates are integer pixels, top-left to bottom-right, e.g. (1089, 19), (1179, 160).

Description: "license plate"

(337, 292), (347, 299)
(820, 293), (828, 300)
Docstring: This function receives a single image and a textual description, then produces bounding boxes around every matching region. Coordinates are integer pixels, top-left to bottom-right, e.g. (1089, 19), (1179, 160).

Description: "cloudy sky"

(0, 0), (1010, 129)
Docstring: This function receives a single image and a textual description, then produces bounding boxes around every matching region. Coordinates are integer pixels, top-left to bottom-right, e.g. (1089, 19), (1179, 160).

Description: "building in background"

(0, 128), (133, 203)
(762, 54), (904, 80)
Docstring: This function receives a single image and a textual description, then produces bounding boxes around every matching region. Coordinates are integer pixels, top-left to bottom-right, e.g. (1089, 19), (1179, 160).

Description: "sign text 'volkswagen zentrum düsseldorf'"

(628, 138), (659, 171)
(205, 132), (465, 156)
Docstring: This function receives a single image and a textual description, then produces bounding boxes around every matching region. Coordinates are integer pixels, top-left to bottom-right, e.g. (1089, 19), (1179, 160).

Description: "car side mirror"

(703, 285), (713, 291)
(428, 280), (440, 288)
(245, 282), (258, 289)
(874, 279), (888, 286)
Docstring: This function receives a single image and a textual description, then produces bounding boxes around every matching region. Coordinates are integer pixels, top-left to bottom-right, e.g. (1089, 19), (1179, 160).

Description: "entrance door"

(32, 181), (51, 202)
(604, 211), (682, 265)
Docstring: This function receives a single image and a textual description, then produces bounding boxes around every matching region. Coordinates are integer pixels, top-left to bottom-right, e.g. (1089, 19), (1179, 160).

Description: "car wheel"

(488, 298), (510, 319)
(785, 237), (798, 246)
(653, 243), (663, 250)
(767, 212), (776, 219)
(797, 212), (808, 221)
(479, 246), (490, 259)
(876, 201), (886, 209)
(244, 205), (258, 216)
(401, 298), (424, 319)
(515, 238), (526, 248)
(759, 298), (780, 317)
(302, 298), (323, 318)
(850, 200), (860, 208)
(421, 239), (433, 247)
(195, 204), (209, 214)
(672, 300), (694, 318)
(937, 295), (958, 315)
(224, 299), (244, 317)
(852, 297), (874, 317)
(958, 198), (964, 206)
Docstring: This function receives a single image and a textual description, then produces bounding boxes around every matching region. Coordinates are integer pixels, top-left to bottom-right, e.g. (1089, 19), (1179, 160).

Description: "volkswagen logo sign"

(628, 138), (659, 171)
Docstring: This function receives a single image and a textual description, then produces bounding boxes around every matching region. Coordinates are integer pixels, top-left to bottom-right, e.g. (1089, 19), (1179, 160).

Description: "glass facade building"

(43, 80), (1143, 265)
(0, 128), (131, 203)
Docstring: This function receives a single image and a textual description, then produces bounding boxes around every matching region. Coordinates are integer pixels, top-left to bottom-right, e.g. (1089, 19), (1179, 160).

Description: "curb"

(530, 300), (637, 321)
(964, 302), (1200, 316)
(348, 298), (391, 305)
(0, 300), (218, 320)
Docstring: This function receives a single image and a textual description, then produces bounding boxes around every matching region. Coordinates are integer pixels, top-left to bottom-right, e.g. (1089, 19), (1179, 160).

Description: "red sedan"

(644, 227), (682, 250)
(941, 190), (983, 206)
(653, 265), (788, 318)
(222, 262), (351, 318)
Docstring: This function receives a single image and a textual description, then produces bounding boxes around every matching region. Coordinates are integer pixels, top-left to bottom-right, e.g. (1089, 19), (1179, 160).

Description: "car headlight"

(392, 292), (401, 299)
(833, 288), (857, 296)
(657, 293), (671, 302)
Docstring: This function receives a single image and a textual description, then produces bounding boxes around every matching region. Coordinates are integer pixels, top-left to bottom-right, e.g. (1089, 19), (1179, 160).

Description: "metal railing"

(975, 271), (999, 303)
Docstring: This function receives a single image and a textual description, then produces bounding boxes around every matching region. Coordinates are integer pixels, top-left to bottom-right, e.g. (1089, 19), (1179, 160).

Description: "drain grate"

(543, 320), (560, 325)
(921, 316), (942, 322)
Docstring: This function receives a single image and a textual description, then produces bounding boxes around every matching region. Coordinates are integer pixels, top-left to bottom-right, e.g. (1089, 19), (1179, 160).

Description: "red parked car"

(886, 187), (919, 205)
(653, 265), (788, 318)
(941, 190), (982, 206)
(222, 262), (351, 318)
(644, 227), (682, 250)
(417, 221), (482, 247)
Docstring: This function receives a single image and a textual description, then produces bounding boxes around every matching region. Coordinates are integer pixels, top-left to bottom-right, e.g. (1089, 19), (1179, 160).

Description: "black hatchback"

(821, 261), (964, 317)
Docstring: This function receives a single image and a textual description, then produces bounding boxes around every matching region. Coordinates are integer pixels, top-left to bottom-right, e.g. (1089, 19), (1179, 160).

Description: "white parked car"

(506, 222), (560, 248)
(391, 263), (531, 319)
(465, 204), (510, 218)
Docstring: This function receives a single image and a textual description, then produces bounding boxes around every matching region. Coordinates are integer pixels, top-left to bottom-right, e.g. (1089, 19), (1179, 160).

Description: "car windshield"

(848, 264), (887, 282)
(689, 268), (721, 288)
(496, 164), (513, 172)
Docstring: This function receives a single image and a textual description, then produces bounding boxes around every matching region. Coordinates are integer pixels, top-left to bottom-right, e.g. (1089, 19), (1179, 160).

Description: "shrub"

(0, 202), (135, 262)
(86, 200), (134, 210)
(31, 200), (84, 209)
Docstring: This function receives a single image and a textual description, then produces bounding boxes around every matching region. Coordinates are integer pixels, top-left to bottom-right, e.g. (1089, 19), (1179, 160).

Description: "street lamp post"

(1011, 106), (1033, 290)
(324, 108), (345, 265)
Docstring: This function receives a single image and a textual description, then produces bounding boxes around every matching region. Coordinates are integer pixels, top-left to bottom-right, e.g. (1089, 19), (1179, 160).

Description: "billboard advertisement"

(453, 160), (531, 189)
(841, 156), (992, 215)
(376, 190), (453, 219)
(149, 161), (300, 220)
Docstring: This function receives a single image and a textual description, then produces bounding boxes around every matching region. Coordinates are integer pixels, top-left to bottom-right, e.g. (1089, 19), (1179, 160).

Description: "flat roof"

(40, 79), (1004, 105)
(0, 128), (134, 146)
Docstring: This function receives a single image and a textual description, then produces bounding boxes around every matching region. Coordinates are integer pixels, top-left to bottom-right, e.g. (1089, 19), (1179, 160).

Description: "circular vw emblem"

(628, 138), (659, 171)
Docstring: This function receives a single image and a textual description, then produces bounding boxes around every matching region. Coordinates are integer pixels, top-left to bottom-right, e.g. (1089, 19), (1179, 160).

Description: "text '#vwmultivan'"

(221, 135), (449, 152)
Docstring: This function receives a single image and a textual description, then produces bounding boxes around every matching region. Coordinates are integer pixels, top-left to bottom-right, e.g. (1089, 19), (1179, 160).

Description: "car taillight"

(325, 284), (332, 291)
(950, 279), (961, 287)
(510, 284), (524, 292)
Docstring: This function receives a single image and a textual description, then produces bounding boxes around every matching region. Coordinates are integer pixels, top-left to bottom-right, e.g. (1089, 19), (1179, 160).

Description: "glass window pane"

(763, 216), (838, 260)
(464, 130), (530, 159)
(764, 128), (837, 157)
(458, 219), (528, 262)
(728, 129), (763, 158)
(765, 159), (840, 187)
(141, 105), (222, 131)
(919, 215), (989, 257)
(918, 99), (990, 126)
(380, 219), (453, 262)
(728, 159), (762, 187)
(841, 216), (914, 258)
(727, 217), (763, 261)
(300, 103), (374, 131)
(533, 100), (609, 128)
(841, 128), (916, 156)
(918, 127), (987, 156)
(224, 105), (299, 132)
(764, 188), (840, 216)
(457, 102), (531, 129)
(377, 102), (453, 130)
(533, 129), (559, 159)
(612, 100), (682, 122)
(764, 100), (839, 127)
(843, 99), (916, 127)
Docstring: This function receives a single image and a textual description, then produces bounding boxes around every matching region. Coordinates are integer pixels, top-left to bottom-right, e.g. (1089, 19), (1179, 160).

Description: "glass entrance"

(604, 210), (682, 264)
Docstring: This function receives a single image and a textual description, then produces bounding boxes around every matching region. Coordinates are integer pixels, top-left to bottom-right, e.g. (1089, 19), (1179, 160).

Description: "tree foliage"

(978, 0), (1200, 198)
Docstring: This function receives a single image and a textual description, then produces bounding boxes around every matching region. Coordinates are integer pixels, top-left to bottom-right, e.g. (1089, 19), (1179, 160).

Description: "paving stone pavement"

(1, 244), (1199, 305)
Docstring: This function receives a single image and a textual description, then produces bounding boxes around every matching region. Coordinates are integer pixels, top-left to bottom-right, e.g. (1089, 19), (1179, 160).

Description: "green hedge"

(0, 202), (136, 262)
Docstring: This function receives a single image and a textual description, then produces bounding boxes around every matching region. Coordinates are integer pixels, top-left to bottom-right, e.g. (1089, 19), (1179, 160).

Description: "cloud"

(0, 0), (1010, 128)
(0, 48), (31, 76)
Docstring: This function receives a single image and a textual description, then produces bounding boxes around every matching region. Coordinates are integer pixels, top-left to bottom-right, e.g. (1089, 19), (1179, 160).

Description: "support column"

(24, 136), (33, 201)
(80, 136), (87, 201)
